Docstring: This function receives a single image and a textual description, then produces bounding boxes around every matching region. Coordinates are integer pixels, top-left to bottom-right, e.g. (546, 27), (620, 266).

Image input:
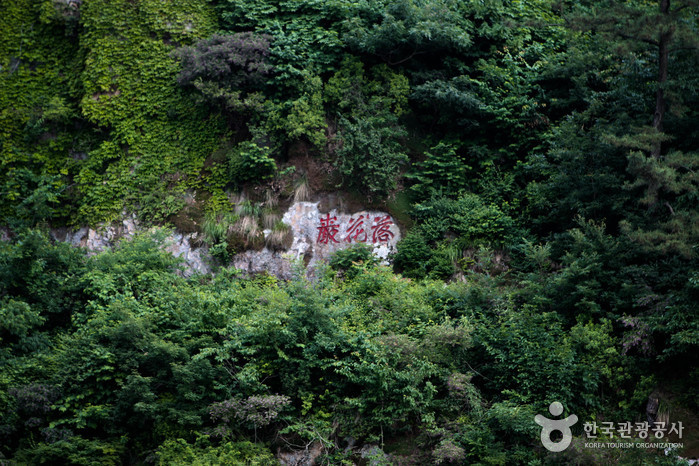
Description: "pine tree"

(565, 0), (699, 256)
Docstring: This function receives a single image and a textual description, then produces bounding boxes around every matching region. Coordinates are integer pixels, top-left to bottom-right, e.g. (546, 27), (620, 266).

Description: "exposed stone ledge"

(2, 201), (401, 280)
(47, 215), (210, 277)
(232, 202), (401, 279)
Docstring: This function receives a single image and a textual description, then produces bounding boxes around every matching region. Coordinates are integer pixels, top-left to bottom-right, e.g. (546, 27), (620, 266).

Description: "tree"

(341, 0), (473, 66)
(326, 58), (410, 196)
(529, 0), (699, 400)
(173, 33), (272, 118)
(566, 0), (699, 156)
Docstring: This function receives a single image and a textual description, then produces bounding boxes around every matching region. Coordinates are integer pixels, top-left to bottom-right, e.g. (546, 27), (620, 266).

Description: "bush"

(329, 244), (377, 278)
(392, 230), (431, 279)
(228, 141), (277, 184)
(173, 33), (272, 114)
(406, 142), (470, 201)
(0, 230), (86, 336)
(326, 58), (410, 197)
(413, 194), (517, 249)
(335, 113), (408, 197)
(395, 194), (519, 279)
(14, 437), (124, 465)
(156, 438), (278, 465)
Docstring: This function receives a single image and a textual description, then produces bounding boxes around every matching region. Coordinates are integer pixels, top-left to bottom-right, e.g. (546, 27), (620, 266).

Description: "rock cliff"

(42, 201), (401, 279)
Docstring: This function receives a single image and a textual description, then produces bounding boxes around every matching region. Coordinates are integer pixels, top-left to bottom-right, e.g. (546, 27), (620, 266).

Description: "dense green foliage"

(1, 0), (697, 463)
(0, 229), (694, 463)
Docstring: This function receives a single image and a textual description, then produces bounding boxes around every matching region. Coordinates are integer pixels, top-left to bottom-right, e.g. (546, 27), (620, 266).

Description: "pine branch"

(617, 32), (659, 46)
(664, 202), (675, 215)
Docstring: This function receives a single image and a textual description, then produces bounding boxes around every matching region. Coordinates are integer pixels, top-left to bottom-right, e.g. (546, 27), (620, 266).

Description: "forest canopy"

(0, 0), (697, 463)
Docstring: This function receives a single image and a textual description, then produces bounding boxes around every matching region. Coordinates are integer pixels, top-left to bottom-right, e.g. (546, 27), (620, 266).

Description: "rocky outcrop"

(282, 201), (400, 265)
(232, 201), (401, 279)
(277, 442), (324, 466)
(50, 214), (139, 251)
(162, 231), (210, 276)
(232, 248), (295, 279)
(12, 200), (401, 279)
(49, 215), (211, 277)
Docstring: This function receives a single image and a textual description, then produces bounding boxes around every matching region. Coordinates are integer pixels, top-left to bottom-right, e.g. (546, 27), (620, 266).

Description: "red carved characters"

(371, 215), (395, 243)
(344, 215), (367, 243)
(316, 213), (340, 244)
(317, 213), (394, 245)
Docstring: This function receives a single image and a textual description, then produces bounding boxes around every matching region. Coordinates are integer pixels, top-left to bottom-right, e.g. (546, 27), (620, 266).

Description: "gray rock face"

(232, 248), (295, 280)
(163, 232), (210, 277)
(49, 215), (211, 277)
(33, 201), (400, 279)
(277, 442), (324, 466)
(52, 215), (139, 252)
(283, 201), (401, 264)
(233, 201), (401, 278)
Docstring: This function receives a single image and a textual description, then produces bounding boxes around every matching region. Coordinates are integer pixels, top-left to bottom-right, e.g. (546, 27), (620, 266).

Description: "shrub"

(413, 194), (517, 249)
(209, 394), (291, 435)
(173, 33), (272, 114)
(228, 141), (277, 185)
(326, 58), (410, 197)
(335, 113), (408, 197)
(0, 230), (86, 335)
(202, 211), (238, 263)
(14, 436), (124, 465)
(156, 438), (278, 466)
(406, 142), (470, 201)
(392, 230), (431, 279)
(329, 244), (377, 278)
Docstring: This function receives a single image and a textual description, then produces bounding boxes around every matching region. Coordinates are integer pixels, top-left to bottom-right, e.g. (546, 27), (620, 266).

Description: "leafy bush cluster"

(394, 194), (519, 279)
(0, 231), (647, 464)
(227, 141), (277, 184)
(173, 33), (272, 115)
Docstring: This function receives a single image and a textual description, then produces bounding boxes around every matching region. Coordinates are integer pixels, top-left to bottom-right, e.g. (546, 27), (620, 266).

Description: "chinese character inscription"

(317, 213), (395, 245)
